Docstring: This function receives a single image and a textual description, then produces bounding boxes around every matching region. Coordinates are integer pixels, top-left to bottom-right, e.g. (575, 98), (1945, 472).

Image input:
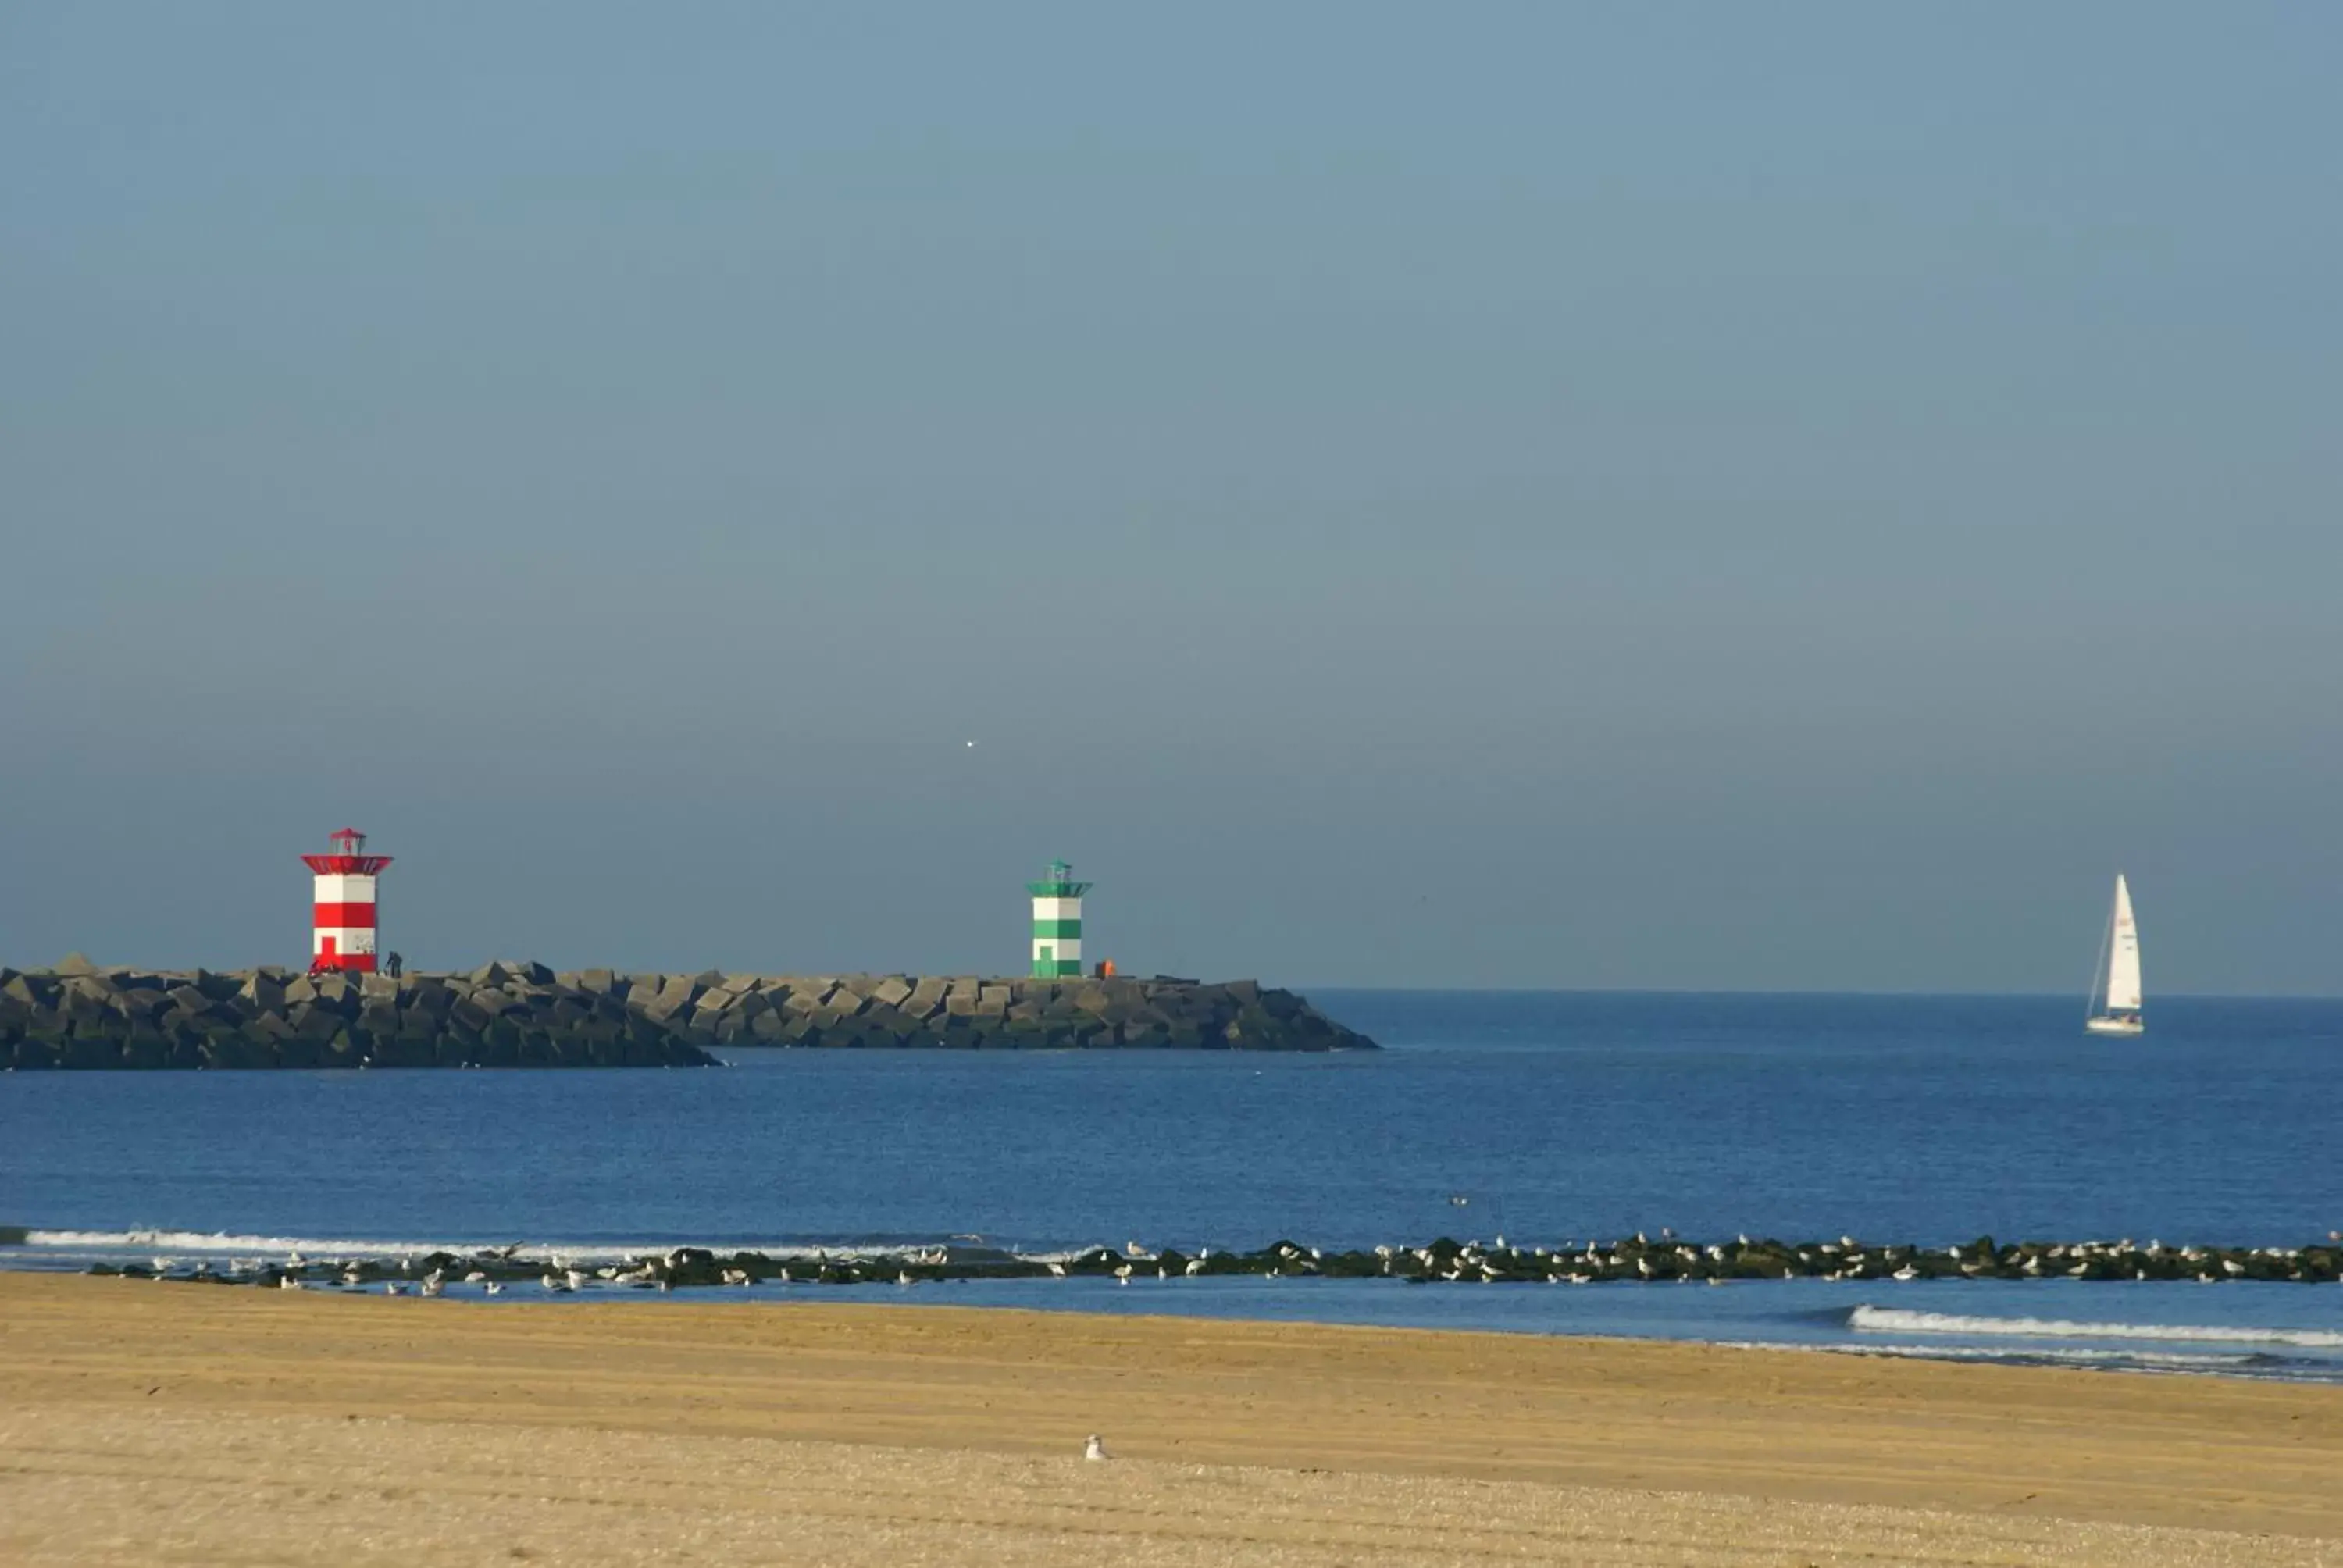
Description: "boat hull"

(2085, 1015), (2145, 1037)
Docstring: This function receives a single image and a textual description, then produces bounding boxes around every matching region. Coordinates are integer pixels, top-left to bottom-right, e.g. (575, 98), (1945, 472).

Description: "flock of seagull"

(114, 1225), (2343, 1296)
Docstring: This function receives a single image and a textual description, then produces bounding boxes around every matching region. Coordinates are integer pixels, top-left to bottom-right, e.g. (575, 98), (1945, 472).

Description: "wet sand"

(2, 1273), (2337, 1565)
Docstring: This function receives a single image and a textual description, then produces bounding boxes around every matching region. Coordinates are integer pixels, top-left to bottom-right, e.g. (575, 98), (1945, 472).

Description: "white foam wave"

(1849, 1304), (2343, 1349)
(25, 1229), (482, 1257)
(1825, 1342), (2266, 1370)
(12, 1229), (1053, 1267)
(19, 1230), (772, 1264)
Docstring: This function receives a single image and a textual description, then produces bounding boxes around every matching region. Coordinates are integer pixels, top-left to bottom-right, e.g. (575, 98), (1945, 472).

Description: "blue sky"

(2, 5), (2337, 992)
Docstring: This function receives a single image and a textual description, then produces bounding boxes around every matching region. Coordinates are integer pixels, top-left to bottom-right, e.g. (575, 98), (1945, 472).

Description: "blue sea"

(5, 991), (2340, 1381)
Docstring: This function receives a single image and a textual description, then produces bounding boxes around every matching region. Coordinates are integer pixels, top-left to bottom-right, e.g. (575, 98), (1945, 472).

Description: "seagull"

(279, 1276), (305, 1291)
(384, 1282), (405, 1296)
(483, 1281), (503, 1295)
(897, 1271), (915, 1287)
(1184, 1258), (1206, 1276)
(463, 1270), (487, 1283)
(1083, 1434), (1108, 1462)
(1047, 1262), (1067, 1278)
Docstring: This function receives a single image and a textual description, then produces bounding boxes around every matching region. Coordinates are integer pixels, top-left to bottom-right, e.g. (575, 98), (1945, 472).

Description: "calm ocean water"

(5, 992), (2339, 1380)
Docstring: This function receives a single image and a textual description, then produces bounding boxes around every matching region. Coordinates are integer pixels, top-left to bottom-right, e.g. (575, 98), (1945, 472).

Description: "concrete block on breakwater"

(0, 960), (1374, 1069)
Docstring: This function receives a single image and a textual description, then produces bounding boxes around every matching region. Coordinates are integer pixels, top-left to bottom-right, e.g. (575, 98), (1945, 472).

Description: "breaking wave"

(1848, 1304), (2343, 1349)
(8, 1228), (1081, 1267)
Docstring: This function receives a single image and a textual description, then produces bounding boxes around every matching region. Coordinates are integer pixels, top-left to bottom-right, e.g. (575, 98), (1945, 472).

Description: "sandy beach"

(2, 1273), (2337, 1566)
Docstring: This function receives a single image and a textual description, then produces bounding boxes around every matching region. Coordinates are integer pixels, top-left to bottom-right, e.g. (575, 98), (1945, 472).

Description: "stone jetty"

(89, 1231), (2343, 1292)
(0, 956), (1372, 1069)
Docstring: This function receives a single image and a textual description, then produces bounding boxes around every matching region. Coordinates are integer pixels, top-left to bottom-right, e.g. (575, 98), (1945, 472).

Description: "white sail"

(2103, 874), (2142, 1014)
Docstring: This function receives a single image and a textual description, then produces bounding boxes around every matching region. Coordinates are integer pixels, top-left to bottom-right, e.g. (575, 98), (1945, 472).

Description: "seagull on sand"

(1084, 1434), (1109, 1462)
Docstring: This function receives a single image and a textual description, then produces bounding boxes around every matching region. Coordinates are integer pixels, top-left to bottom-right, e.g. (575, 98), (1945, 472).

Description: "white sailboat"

(2084, 874), (2145, 1036)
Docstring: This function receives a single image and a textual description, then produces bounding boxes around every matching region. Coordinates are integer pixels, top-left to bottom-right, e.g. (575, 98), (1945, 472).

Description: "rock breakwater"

(90, 1231), (2343, 1292)
(0, 957), (1370, 1069)
(637, 970), (1371, 1053)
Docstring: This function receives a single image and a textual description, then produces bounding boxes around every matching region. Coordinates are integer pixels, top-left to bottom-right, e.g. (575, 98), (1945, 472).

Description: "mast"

(2085, 894), (2113, 1021)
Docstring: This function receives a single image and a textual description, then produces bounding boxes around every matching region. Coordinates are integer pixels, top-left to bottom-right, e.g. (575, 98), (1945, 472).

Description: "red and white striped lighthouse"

(301, 827), (392, 974)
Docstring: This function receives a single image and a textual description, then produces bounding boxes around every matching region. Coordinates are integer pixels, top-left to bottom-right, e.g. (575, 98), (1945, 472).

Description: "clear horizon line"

(1293, 983), (2343, 1003)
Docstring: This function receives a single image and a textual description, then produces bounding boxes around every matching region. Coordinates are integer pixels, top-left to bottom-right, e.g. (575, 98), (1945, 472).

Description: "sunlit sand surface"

(2, 1274), (2336, 1565)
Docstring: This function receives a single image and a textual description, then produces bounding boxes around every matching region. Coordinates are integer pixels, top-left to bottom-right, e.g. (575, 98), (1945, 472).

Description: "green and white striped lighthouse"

(1026, 859), (1092, 978)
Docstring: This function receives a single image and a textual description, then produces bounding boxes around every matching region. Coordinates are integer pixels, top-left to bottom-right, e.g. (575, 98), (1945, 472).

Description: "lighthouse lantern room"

(302, 827), (392, 974)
